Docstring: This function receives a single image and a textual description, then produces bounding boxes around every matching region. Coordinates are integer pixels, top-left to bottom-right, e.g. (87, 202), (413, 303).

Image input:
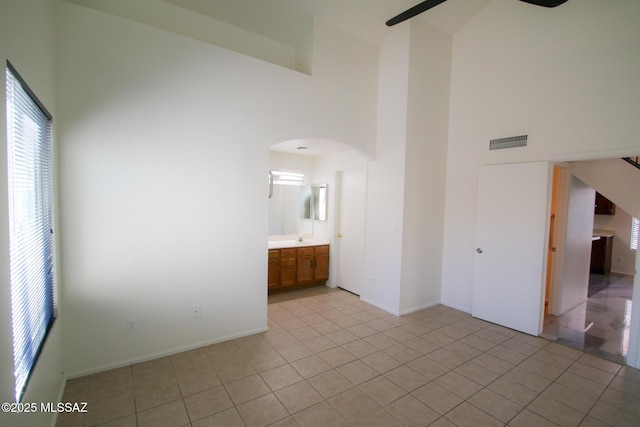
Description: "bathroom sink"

(268, 237), (329, 249)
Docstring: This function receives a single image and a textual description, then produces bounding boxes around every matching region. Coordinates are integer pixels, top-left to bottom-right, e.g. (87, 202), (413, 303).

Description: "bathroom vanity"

(268, 239), (329, 292)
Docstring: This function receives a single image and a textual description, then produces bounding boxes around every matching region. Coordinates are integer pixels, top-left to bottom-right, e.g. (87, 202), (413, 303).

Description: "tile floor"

(543, 274), (634, 365)
(56, 286), (640, 427)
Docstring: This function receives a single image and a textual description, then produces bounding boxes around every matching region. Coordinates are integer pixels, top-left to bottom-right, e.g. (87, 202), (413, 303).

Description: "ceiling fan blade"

(518, 0), (569, 7)
(386, 0), (448, 27)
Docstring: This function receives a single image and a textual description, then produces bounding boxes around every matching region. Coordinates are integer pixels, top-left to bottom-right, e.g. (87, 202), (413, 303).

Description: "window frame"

(5, 60), (56, 402)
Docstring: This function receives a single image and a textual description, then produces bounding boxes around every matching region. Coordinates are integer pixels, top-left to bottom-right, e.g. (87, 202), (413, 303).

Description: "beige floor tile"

(247, 349), (288, 372)
(225, 374), (271, 405)
(260, 364), (304, 391)
(588, 401), (640, 427)
(578, 353), (622, 375)
(544, 342), (584, 361)
(487, 344), (529, 365)
(325, 328), (360, 345)
(406, 355), (450, 381)
(384, 343), (421, 364)
(454, 360), (501, 386)
(543, 382), (599, 413)
(327, 387), (381, 424)
(358, 375), (406, 406)
(134, 381), (182, 412)
(468, 388), (522, 423)
(487, 377), (538, 407)
(277, 342), (314, 363)
(275, 380), (324, 414)
(383, 365), (429, 392)
(504, 366), (553, 393)
(568, 362), (616, 385)
(364, 332), (399, 350)
(412, 382), (463, 415)
(347, 323), (379, 338)
(354, 408), (404, 427)
(518, 357), (566, 381)
(445, 401), (503, 427)
(290, 354), (332, 379)
(302, 335), (337, 353)
(60, 289), (640, 427)
(136, 399), (189, 427)
(472, 352), (516, 375)
(361, 351), (403, 374)
(600, 387), (640, 416)
(236, 393), (289, 427)
(183, 385), (234, 422)
(293, 401), (350, 427)
(425, 348), (467, 369)
(175, 365), (221, 397)
(422, 331), (457, 347)
(335, 360), (379, 385)
(501, 337), (542, 357)
(191, 407), (247, 427)
(307, 370), (353, 399)
(342, 339), (378, 358)
(83, 390), (136, 426)
(555, 371), (606, 397)
(402, 336), (440, 354)
(385, 394), (440, 426)
(578, 415), (610, 427)
(531, 348), (575, 370)
(526, 395), (585, 426)
(435, 371), (483, 399)
(331, 315), (362, 329)
(383, 327), (417, 343)
(313, 320), (343, 334)
(317, 346), (357, 368)
(507, 409), (558, 427)
(609, 374), (640, 398)
(214, 359), (258, 384)
(460, 333), (498, 352)
(290, 325), (323, 341)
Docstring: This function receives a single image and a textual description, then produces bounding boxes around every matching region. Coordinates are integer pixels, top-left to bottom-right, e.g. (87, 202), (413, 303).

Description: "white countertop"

(268, 235), (330, 249)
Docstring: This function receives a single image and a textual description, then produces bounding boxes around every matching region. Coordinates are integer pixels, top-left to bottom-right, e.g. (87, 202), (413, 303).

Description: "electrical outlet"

(127, 319), (135, 332)
(192, 305), (201, 319)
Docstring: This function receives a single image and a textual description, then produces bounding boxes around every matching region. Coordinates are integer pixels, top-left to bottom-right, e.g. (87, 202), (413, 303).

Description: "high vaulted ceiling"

(162, 0), (492, 46)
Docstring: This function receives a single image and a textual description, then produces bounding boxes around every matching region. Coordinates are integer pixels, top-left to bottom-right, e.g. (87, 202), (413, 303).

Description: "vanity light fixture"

(271, 170), (304, 185)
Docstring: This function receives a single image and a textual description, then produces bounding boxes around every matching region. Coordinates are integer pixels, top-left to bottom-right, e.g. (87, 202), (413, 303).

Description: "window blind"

(631, 217), (639, 251)
(6, 62), (55, 402)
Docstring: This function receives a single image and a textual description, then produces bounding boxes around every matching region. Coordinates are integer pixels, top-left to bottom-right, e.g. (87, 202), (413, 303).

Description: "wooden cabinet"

(594, 192), (615, 215)
(268, 245), (329, 292)
(590, 236), (612, 274)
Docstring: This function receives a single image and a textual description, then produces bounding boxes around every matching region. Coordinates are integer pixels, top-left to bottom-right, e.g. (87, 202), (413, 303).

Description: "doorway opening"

(542, 163), (636, 364)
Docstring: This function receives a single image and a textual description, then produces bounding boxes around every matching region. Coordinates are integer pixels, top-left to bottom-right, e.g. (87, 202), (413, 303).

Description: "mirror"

(268, 184), (327, 236)
(299, 185), (327, 221)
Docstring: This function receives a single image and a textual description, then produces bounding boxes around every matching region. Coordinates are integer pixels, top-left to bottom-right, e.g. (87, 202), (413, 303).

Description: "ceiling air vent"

(489, 135), (528, 151)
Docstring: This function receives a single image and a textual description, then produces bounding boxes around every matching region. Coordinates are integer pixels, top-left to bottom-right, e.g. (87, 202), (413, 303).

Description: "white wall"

(361, 26), (410, 314)
(556, 176), (595, 315)
(441, 0), (640, 313)
(56, 1), (376, 376)
(399, 20), (450, 314)
(0, 1), (64, 426)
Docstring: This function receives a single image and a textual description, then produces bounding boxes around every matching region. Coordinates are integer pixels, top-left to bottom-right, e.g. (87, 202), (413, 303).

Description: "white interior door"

(337, 168), (366, 295)
(472, 162), (552, 336)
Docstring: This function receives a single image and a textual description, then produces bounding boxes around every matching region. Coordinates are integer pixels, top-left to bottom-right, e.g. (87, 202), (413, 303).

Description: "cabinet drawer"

(280, 258), (296, 268)
(314, 245), (329, 254)
(280, 248), (297, 259)
(297, 247), (314, 257)
(269, 250), (279, 259)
